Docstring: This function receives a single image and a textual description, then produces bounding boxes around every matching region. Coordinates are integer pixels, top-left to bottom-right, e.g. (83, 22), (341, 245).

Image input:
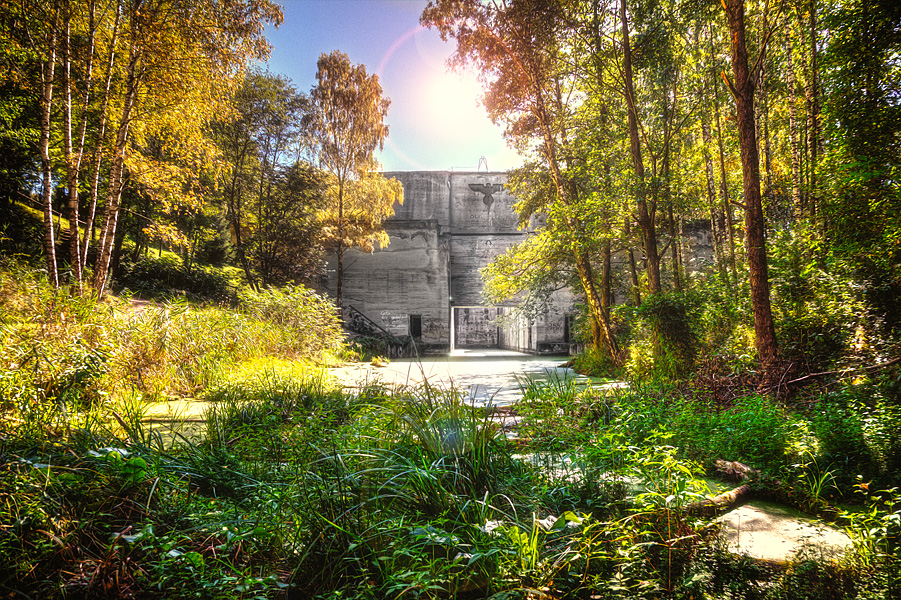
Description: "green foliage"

(6, 262), (901, 599)
(345, 335), (394, 361)
(238, 284), (344, 360)
(612, 389), (808, 473)
(515, 371), (619, 451)
(768, 229), (864, 371)
(841, 485), (901, 599)
(0, 262), (344, 406)
(116, 253), (242, 303)
(0, 203), (43, 263)
(634, 293), (700, 380)
(690, 272), (756, 363)
(572, 346), (620, 378)
(810, 392), (880, 489)
(212, 71), (326, 288)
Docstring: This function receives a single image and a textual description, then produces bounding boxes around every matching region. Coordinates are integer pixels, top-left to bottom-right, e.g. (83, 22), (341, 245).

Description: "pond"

(328, 348), (621, 406)
(141, 351), (854, 563)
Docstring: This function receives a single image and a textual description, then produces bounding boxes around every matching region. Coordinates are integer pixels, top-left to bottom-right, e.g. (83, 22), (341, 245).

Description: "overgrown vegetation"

(2, 0), (900, 596)
(2, 264), (900, 599)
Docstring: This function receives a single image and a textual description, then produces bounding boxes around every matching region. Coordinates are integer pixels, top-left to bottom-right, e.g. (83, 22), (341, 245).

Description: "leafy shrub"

(681, 395), (806, 471)
(0, 203), (44, 263)
(238, 284), (343, 360)
(623, 293), (700, 381)
(769, 229), (866, 371)
(572, 346), (619, 378)
(810, 393), (880, 488)
(1, 264), (344, 407)
(691, 270), (755, 357)
(779, 313), (852, 373)
(613, 387), (810, 473)
(842, 486), (901, 598)
(115, 253), (240, 303)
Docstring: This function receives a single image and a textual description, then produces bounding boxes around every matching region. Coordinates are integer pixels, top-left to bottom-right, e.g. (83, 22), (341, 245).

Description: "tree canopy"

(305, 50), (402, 307)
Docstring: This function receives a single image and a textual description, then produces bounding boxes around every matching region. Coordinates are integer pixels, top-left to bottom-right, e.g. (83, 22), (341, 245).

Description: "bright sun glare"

(422, 71), (485, 134)
(377, 24), (519, 171)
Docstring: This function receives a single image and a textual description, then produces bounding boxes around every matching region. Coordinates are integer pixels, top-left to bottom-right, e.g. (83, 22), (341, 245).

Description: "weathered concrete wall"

(330, 172), (727, 355)
(387, 171), (524, 234)
(447, 173), (520, 233)
(535, 293), (575, 354)
(449, 235), (523, 306)
(331, 219), (450, 351)
(390, 172), (451, 224)
(455, 307), (499, 348)
(680, 220), (716, 273)
(497, 308), (531, 353)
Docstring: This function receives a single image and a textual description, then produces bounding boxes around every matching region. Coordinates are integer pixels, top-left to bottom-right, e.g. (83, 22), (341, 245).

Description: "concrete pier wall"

(324, 171), (572, 354)
(323, 170), (713, 355)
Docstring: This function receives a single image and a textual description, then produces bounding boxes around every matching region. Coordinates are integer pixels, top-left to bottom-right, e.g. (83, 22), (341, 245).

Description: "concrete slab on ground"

(717, 499), (852, 561)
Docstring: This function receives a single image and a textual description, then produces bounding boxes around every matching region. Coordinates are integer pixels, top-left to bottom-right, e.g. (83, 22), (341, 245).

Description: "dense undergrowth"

(2, 262), (900, 599)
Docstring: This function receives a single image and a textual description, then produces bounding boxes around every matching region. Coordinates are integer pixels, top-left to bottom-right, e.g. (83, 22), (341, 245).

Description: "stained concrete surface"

(717, 499), (852, 561)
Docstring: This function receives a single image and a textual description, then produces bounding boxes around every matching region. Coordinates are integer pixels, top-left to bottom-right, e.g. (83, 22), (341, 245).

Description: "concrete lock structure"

(322, 171), (715, 356)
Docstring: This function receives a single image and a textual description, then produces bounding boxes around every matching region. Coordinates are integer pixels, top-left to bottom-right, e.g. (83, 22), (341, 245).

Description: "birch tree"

(305, 51), (398, 308)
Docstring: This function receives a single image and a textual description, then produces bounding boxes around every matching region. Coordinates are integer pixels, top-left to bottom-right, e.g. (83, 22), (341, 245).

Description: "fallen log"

(684, 460), (760, 516)
(713, 459), (760, 482)
(686, 483), (753, 517)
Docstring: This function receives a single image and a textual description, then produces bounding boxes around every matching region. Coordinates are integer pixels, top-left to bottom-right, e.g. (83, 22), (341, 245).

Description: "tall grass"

(3, 262), (899, 599)
(0, 263), (344, 407)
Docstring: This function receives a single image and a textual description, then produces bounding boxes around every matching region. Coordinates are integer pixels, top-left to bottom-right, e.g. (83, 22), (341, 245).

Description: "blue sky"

(262, 0), (523, 172)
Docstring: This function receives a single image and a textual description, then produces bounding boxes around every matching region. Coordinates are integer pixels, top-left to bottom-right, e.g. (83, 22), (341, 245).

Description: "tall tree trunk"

(575, 252), (619, 362)
(709, 28), (739, 287)
(620, 0), (661, 295)
(714, 101), (738, 286)
(602, 239), (614, 311)
(663, 124), (681, 292)
(110, 215), (127, 281)
(758, 1), (774, 216)
(800, 0), (820, 223)
(336, 178), (345, 308)
(724, 0), (779, 376)
(61, 2), (83, 283)
(678, 216), (688, 291)
(786, 26), (802, 220)
(93, 44), (140, 296)
(702, 118), (728, 282)
(625, 214), (642, 305)
(224, 132), (258, 291)
(701, 26), (728, 283)
(231, 212), (257, 292)
(669, 203), (682, 292)
(81, 1), (120, 274)
(39, 5), (60, 288)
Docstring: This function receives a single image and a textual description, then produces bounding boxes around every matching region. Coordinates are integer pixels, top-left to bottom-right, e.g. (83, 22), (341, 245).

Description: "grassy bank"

(1, 264), (899, 599)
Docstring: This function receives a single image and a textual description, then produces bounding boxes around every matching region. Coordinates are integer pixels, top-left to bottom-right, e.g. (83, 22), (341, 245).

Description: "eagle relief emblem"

(468, 183), (504, 211)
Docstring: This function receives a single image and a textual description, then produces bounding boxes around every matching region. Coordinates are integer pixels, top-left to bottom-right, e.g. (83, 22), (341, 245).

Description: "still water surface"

(329, 349), (612, 406)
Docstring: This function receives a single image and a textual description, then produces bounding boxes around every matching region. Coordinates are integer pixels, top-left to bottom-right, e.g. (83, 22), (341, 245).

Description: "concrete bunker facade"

(324, 171), (575, 355)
